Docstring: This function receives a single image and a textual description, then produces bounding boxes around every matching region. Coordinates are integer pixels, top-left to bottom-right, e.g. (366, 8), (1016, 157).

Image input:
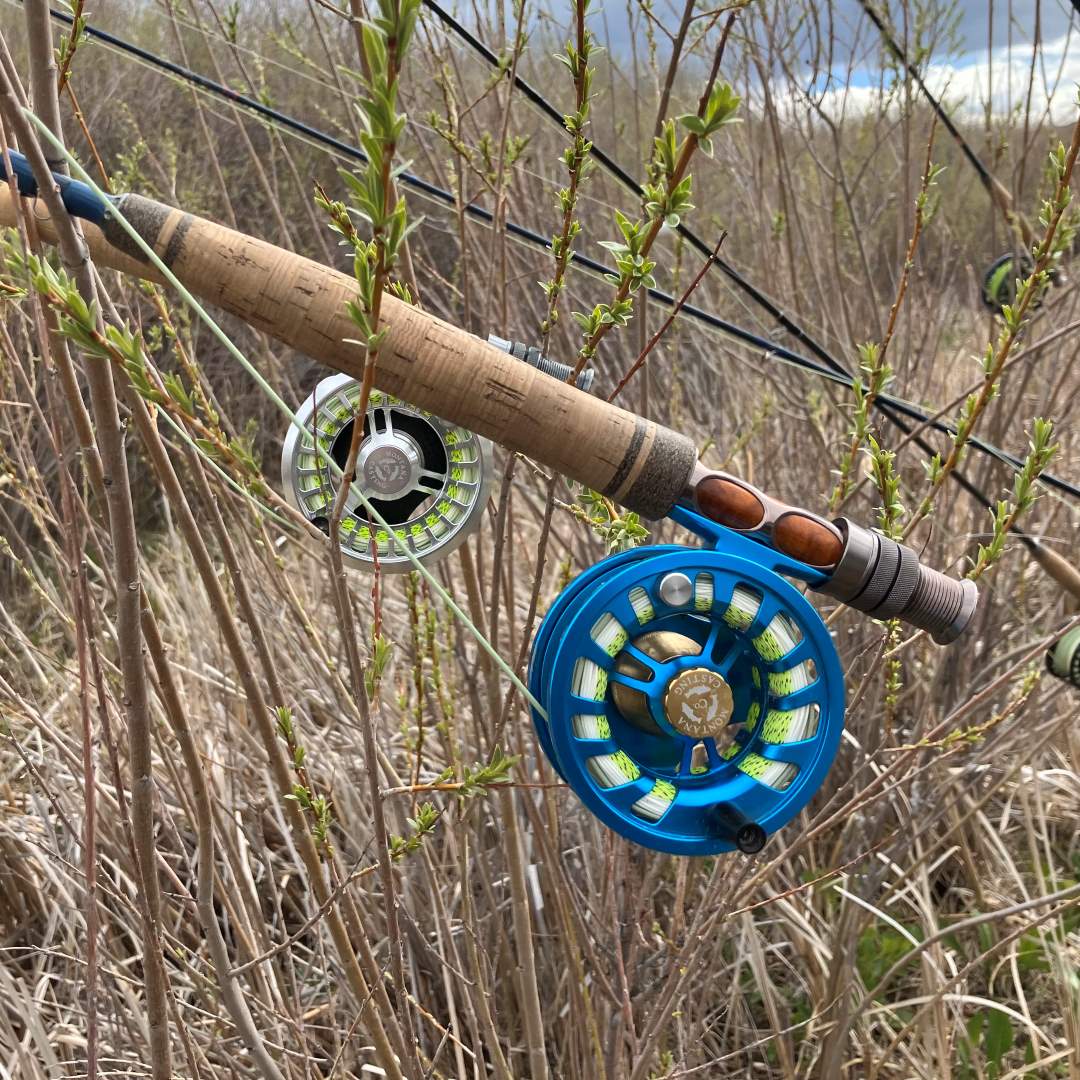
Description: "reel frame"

(529, 506), (846, 856)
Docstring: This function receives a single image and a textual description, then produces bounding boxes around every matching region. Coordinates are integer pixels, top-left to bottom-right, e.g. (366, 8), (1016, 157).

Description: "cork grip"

(0, 188), (696, 518)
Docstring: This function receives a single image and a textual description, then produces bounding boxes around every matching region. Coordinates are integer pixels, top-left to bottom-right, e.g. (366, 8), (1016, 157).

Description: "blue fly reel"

(528, 505), (845, 856)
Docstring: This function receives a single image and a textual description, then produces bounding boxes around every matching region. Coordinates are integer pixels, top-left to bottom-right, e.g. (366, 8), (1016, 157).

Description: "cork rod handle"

(0, 180), (981, 643)
(0, 187), (697, 519)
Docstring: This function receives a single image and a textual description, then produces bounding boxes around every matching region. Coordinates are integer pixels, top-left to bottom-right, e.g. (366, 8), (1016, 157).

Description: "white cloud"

(767, 30), (1080, 126)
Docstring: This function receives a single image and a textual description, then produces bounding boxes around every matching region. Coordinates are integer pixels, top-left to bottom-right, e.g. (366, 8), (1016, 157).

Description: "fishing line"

(25, 3), (1080, 507)
(5, 134), (1016, 855)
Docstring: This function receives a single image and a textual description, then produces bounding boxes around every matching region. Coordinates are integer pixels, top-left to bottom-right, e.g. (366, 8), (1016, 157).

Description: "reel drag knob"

(282, 373), (493, 571)
(528, 544), (845, 856)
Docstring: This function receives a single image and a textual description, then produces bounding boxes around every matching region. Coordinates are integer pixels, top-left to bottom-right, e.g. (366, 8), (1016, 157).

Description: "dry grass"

(0, 0), (1078, 1077)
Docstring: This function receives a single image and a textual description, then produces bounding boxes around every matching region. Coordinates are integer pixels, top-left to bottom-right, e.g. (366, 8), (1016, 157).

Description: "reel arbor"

(528, 507), (845, 855)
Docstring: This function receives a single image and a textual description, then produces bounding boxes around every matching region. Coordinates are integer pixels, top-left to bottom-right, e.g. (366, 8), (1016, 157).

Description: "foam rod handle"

(0, 187), (696, 519)
(0, 186), (157, 281)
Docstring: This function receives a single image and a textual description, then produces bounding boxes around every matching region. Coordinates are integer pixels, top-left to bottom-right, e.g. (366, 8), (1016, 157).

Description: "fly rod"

(34, 2), (1080, 501)
(0, 146), (976, 635)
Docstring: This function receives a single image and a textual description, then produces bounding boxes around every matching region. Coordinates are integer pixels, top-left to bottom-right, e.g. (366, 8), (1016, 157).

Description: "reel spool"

(982, 252), (1029, 314)
(1046, 626), (1080, 689)
(529, 506), (845, 856)
(282, 373), (493, 571)
(981, 251), (1060, 315)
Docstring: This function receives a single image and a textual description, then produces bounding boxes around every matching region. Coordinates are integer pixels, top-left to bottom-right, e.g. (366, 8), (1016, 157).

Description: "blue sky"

(824, 1), (1080, 121)
(589, 0), (1076, 59)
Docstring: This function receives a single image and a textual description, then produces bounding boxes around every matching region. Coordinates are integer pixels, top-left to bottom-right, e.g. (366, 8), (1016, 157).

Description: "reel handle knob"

(820, 519), (978, 645)
(705, 804), (767, 854)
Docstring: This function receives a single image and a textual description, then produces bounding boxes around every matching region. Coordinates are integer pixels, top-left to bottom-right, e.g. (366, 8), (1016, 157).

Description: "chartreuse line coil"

(282, 373), (493, 571)
(982, 252), (1030, 314)
(528, 506), (845, 856)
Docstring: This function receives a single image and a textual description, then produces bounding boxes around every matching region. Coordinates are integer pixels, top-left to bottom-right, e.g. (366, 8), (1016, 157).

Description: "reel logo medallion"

(664, 668), (733, 740)
(362, 444), (413, 495)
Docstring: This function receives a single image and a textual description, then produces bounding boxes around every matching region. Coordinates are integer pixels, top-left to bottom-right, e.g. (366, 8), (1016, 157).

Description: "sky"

(830, 0), (1074, 51)
(804, 0), (1080, 122)
(567, 0), (1080, 124)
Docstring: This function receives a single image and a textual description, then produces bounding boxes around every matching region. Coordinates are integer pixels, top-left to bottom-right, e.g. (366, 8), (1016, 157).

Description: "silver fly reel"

(282, 373), (493, 572)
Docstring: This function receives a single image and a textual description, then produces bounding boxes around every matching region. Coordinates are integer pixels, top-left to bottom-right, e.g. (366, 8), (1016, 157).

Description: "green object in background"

(1046, 625), (1080, 688)
(981, 252), (1026, 313)
(981, 250), (1063, 314)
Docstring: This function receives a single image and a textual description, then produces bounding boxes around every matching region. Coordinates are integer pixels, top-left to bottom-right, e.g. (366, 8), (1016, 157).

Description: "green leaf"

(1015, 930), (1051, 973)
(983, 1008), (1013, 1070)
(702, 82), (741, 134)
(966, 1009), (984, 1050)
